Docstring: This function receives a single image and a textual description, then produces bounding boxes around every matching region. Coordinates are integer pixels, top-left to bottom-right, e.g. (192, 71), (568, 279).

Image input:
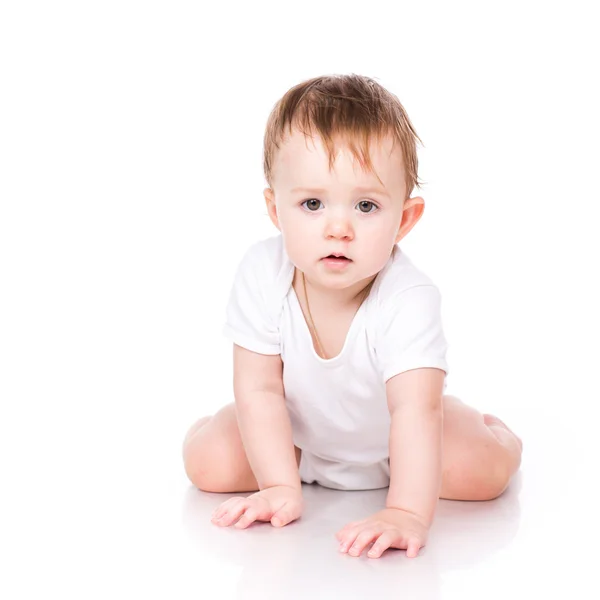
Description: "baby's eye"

(301, 199), (323, 211)
(357, 200), (378, 214)
(300, 199), (378, 213)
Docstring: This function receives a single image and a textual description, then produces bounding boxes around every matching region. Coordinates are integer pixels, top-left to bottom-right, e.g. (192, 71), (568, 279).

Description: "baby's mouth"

(322, 255), (352, 262)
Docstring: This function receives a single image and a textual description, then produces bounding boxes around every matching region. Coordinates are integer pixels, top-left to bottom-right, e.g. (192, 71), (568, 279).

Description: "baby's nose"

(325, 214), (354, 239)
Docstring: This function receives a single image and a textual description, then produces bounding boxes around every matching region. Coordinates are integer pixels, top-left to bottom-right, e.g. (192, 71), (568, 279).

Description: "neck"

(296, 269), (376, 309)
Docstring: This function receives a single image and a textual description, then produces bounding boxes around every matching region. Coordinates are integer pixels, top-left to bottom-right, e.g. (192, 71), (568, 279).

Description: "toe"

(483, 414), (523, 451)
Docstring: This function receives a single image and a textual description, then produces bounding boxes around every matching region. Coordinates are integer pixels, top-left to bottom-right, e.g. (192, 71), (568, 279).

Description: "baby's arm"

(335, 367), (445, 557)
(386, 367), (446, 527)
(233, 344), (301, 492)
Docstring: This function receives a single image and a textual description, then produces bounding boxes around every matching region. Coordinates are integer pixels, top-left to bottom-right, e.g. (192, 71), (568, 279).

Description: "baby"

(183, 74), (523, 559)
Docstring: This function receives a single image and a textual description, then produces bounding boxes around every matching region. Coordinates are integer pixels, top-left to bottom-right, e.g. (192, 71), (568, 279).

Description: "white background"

(1, 1), (599, 598)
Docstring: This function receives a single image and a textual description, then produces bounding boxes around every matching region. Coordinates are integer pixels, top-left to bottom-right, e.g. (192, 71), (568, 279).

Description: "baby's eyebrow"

(290, 186), (390, 198)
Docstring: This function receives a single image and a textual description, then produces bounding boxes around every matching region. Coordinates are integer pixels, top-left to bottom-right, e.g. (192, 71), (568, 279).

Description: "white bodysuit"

(222, 234), (449, 491)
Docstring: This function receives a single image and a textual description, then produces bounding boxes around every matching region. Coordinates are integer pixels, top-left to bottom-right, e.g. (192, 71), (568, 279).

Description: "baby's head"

(262, 74), (426, 294)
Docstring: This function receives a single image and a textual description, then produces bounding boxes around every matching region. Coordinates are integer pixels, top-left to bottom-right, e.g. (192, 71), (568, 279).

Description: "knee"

(183, 441), (237, 493)
(442, 442), (515, 502)
(182, 416), (212, 454)
(182, 416), (213, 488)
(483, 431), (522, 500)
(183, 440), (212, 491)
(477, 451), (515, 501)
(480, 469), (511, 501)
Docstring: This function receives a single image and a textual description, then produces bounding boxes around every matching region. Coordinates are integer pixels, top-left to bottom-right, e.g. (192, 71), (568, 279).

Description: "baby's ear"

(395, 196), (425, 244)
(263, 188), (280, 230)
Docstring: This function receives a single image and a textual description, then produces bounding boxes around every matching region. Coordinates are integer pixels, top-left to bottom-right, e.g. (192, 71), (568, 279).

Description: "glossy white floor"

(3, 350), (598, 599)
(182, 400), (598, 600)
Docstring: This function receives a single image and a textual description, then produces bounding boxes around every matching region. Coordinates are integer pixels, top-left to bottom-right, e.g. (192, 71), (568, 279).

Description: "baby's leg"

(182, 416), (211, 451)
(182, 402), (302, 493)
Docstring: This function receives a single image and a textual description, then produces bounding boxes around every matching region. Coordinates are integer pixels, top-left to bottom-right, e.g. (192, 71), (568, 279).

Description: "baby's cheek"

(282, 232), (314, 265)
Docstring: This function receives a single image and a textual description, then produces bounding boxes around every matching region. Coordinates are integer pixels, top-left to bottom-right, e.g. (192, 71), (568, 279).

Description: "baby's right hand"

(211, 485), (304, 529)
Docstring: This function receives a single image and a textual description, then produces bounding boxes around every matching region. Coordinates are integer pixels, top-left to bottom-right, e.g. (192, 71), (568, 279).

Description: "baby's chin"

(297, 264), (381, 290)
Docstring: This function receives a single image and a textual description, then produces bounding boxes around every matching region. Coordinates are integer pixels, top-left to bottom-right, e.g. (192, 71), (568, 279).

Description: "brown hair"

(263, 74), (423, 200)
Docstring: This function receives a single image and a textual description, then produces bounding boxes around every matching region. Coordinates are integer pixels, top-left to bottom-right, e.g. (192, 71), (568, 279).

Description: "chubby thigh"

(183, 402), (302, 494)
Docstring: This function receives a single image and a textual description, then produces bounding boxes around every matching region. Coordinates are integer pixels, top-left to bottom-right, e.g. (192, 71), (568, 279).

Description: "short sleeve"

(222, 243), (281, 355)
(375, 285), (449, 384)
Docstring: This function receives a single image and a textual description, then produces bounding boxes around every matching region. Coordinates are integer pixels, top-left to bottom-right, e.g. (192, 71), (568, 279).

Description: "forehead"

(274, 128), (406, 191)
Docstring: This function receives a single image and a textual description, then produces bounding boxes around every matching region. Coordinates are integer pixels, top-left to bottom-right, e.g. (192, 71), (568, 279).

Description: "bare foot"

(483, 414), (523, 451)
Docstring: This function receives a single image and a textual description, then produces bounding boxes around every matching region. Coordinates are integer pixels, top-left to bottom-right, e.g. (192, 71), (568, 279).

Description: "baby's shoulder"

(234, 234), (294, 312)
(365, 247), (444, 337)
(238, 234), (291, 282)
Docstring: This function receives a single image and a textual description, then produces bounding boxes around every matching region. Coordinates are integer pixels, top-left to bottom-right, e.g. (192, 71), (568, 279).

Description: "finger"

(367, 531), (395, 559)
(337, 526), (358, 552)
(211, 496), (246, 521)
(211, 497), (242, 522)
(406, 538), (422, 558)
(271, 503), (295, 527)
(347, 529), (380, 557)
(338, 523), (363, 552)
(234, 506), (259, 529)
(335, 519), (366, 541)
(217, 499), (249, 527)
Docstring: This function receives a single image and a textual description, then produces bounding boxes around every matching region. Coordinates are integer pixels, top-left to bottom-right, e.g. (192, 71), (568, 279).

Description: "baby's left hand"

(335, 508), (429, 559)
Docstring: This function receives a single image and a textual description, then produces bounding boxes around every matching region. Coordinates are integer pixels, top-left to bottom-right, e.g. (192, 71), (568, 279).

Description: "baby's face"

(265, 128), (417, 292)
